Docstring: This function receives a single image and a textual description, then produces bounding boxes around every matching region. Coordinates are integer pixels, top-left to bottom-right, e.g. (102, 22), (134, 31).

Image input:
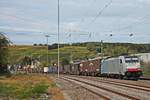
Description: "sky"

(0, 0), (150, 44)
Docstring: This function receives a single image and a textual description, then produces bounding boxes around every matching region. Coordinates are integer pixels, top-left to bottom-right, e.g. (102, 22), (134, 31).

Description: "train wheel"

(119, 75), (123, 80)
(123, 76), (128, 80)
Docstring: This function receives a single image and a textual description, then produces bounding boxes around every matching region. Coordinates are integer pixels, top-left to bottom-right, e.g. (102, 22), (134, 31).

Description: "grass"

(8, 45), (95, 64)
(143, 72), (150, 77)
(141, 62), (150, 77)
(0, 74), (64, 99)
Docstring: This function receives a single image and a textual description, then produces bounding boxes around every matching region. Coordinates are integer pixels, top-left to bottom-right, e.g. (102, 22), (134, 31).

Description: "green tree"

(112, 46), (128, 56)
(41, 61), (48, 67)
(86, 43), (96, 51)
(0, 33), (10, 73)
(61, 58), (69, 66)
(141, 62), (150, 76)
(20, 56), (32, 66)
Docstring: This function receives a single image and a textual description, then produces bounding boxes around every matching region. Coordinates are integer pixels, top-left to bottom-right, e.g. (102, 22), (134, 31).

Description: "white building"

(133, 53), (150, 63)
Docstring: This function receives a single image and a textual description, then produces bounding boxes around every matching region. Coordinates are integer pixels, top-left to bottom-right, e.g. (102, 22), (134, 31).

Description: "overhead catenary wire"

(74, 0), (112, 37)
(87, 0), (112, 28)
(1, 0), (113, 41)
(67, 0), (97, 39)
(81, 0), (150, 36)
(115, 14), (150, 33)
(78, 0), (97, 25)
(79, 0), (150, 37)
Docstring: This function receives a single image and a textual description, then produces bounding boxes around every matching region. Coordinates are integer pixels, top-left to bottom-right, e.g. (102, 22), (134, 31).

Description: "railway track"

(77, 76), (150, 92)
(139, 77), (150, 81)
(61, 77), (110, 100)
(64, 75), (150, 99)
(62, 76), (140, 100)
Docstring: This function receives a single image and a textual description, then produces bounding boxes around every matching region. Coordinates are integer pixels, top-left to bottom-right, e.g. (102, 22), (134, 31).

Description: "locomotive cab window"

(125, 57), (139, 63)
(120, 59), (122, 64)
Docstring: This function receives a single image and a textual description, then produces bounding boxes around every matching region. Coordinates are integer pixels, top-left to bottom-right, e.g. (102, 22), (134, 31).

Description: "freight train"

(49, 55), (143, 80)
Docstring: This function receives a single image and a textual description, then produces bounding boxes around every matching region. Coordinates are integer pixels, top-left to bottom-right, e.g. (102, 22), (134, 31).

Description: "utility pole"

(45, 35), (49, 67)
(57, 0), (60, 78)
(69, 33), (73, 64)
(101, 40), (103, 59)
(100, 33), (113, 59)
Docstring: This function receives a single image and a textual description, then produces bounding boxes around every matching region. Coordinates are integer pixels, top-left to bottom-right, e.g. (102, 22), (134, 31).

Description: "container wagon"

(62, 65), (71, 74)
(48, 66), (58, 73)
(101, 56), (142, 79)
(80, 58), (101, 76)
(70, 62), (80, 75)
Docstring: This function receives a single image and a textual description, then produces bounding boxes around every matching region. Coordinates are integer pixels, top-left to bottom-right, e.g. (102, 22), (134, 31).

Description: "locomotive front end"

(124, 56), (143, 79)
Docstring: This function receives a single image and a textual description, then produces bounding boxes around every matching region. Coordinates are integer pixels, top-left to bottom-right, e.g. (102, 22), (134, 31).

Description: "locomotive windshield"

(125, 56), (139, 63)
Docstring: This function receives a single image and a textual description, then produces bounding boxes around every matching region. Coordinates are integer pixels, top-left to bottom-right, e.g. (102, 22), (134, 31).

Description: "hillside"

(8, 45), (95, 65)
(8, 42), (150, 65)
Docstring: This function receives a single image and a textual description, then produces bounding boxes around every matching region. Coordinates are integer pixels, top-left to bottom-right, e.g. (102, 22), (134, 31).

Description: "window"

(125, 56), (139, 63)
(120, 59), (122, 63)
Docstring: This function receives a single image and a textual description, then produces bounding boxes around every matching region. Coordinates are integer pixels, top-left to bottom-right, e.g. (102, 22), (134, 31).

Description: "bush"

(0, 84), (17, 96)
(18, 87), (33, 99)
(17, 82), (48, 99)
(32, 83), (49, 95)
(141, 62), (150, 75)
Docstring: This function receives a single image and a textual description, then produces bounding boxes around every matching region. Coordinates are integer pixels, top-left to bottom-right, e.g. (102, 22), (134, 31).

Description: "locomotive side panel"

(101, 58), (122, 75)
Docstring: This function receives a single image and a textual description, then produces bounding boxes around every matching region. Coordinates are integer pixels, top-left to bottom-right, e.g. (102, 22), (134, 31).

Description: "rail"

(63, 76), (140, 100)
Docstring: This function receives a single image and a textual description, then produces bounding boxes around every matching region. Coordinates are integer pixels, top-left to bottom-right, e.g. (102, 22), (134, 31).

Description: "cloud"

(137, 0), (150, 4)
(0, 26), (42, 33)
(0, 7), (57, 33)
(61, 22), (80, 32)
(0, 0), (150, 44)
